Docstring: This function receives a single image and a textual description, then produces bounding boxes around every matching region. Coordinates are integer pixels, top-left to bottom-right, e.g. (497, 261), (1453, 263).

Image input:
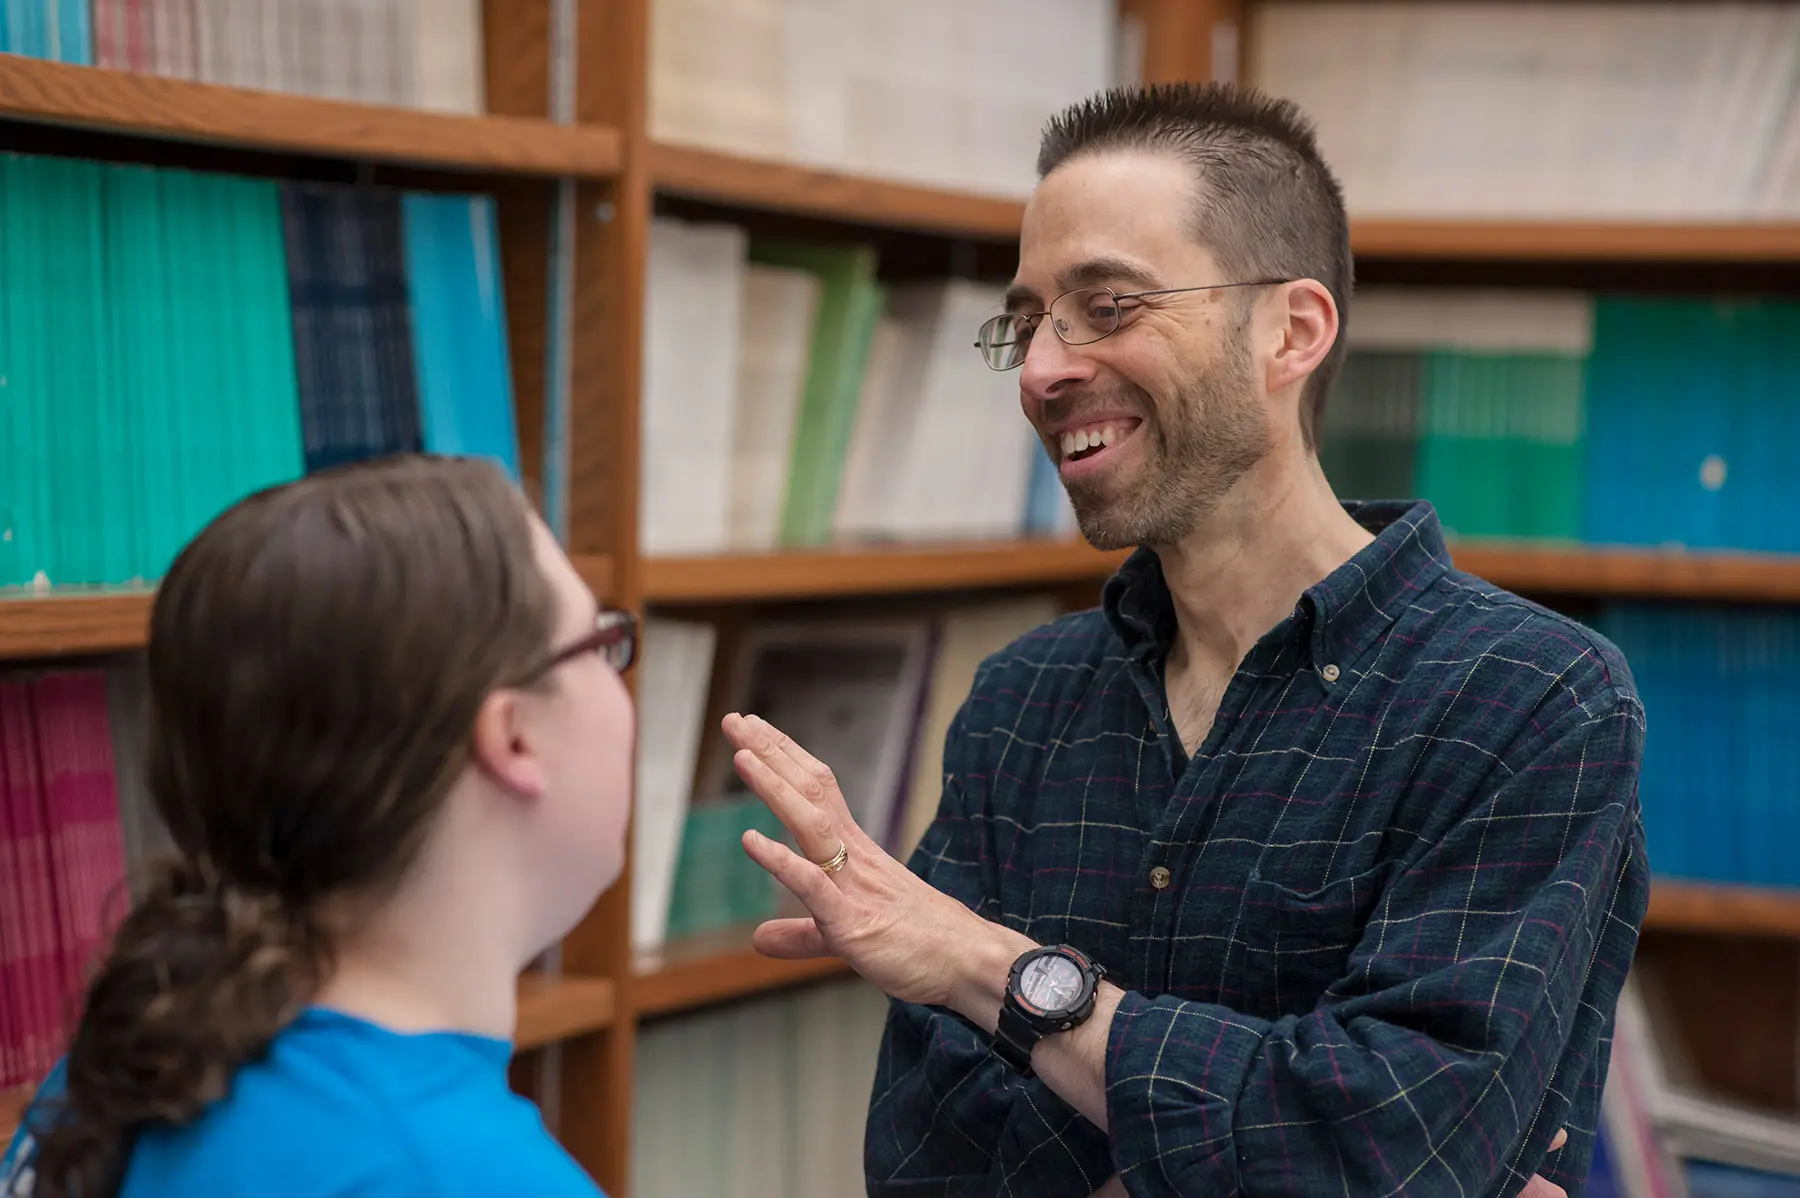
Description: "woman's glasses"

(538, 608), (638, 677)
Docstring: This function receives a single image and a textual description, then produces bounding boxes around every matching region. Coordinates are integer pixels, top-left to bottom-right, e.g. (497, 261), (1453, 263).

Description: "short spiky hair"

(1038, 82), (1353, 451)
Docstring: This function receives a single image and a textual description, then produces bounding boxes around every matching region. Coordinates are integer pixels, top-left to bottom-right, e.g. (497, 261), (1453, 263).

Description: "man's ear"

(470, 688), (548, 799)
(1264, 279), (1338, 397)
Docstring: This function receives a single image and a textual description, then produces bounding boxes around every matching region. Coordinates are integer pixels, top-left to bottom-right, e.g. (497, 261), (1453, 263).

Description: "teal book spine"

(401, 192), (521, 481)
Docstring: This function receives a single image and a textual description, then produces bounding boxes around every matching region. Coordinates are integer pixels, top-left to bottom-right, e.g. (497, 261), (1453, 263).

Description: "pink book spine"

(30, 673), (129, 1009)
(0, 706), (21, 1089)
(126, 0), (155, 71)
(0, 682), (67, 1080)
(93, 0), (125, 68)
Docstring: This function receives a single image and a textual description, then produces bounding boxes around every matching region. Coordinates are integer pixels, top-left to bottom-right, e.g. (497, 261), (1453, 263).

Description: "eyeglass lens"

(977, 288), (1123, 370)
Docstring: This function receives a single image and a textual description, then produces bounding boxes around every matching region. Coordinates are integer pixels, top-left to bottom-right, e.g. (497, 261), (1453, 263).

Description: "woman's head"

(31, 454), (635, 1197)
(145, 451), (634, 941)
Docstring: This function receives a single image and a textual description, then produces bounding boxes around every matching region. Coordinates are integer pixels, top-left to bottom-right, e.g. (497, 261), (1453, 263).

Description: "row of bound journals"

(0, 0), (485, 114)
(645, 214), (1800, 561)
(1322, 289), (1800, 555)
(0, 667), (141, 1092)
(641, 215), (1075, 560)
(650, 0), (1121, 202)
(1252, 0), (1800, 219)
(0, 152), (520, 594)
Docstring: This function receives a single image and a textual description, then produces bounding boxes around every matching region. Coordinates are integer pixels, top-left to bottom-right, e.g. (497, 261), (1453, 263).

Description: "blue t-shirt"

(2, 1007), (606, 1197)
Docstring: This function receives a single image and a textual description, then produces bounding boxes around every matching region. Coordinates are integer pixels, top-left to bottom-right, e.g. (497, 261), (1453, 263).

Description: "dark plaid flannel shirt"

(866, 500), (1650, 1198)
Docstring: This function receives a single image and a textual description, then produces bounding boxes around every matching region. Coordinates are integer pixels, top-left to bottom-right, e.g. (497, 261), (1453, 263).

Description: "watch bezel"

(1006, 944), (1104, 1025)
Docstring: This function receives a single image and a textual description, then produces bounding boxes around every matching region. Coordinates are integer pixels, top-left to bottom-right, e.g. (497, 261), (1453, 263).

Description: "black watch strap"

(993, 1000), (1041, 1076)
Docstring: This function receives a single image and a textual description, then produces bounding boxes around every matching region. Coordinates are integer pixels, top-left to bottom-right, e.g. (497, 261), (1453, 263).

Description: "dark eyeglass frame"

(973, 278), (1293, 371)
(530, 607), (639, 681)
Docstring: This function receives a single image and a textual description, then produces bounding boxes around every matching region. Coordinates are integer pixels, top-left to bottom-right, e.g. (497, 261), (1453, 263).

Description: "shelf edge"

(0, 57), (622, 177)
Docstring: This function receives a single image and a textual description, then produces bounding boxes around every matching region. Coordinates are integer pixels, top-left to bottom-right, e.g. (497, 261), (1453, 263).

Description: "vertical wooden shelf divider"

(557, 0), (652, 1191)
(480, 2), (648, 1192)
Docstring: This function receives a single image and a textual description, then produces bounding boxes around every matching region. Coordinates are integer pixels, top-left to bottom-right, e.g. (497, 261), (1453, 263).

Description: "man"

(723, 81), (1647, 1198)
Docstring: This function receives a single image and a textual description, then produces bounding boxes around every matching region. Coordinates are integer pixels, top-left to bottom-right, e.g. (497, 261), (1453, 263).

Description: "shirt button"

(1321, 663), (1341, 682)
(1150, 866), (1172, 889)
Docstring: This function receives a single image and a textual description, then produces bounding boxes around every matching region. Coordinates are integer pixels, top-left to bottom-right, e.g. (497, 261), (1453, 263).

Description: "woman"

(1, 454), (635, 1198)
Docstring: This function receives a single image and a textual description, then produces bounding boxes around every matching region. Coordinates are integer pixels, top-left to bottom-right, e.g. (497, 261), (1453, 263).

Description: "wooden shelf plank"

(650, 142), (1027, 239)
(1450, 542), (1800, 603)
(1350, 218), (1800, 263)
(0, 57), (621, 177)
(0, 555), (614, 663)
(1, 1083), (28, 1146)
(633, 924), (856, 1019)
(1646, 881), (1800, 939)
(641, 538), (1800, 606)
(650, 145), (1800, 262)
(0, 590), (155, 661)
(516, 971), (619, 1050)
(643, 538), (1132, 603)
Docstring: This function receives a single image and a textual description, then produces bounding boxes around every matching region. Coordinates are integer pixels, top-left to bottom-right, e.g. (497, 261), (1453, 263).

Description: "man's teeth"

(1060, 424), (1125, 459)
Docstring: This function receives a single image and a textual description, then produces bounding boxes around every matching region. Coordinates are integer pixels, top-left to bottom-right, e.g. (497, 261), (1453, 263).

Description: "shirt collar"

(1101, 499), (1454, 673)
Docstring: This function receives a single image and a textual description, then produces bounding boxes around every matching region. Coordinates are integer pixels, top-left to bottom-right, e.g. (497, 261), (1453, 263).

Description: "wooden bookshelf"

(0, 56), (622, 177)
(3, 0), (1799, 1188)
(1645, 881), (1800, 940)
(516, 971), (620, 1050)
(651, 142), (1027, 239)
(640, 539), (1800, 606)
(0, 555), (614, 663)
(632, 924), (856, 1020)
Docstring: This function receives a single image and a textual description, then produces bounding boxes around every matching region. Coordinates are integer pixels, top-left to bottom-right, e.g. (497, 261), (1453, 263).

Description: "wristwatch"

(992, 944), (1106, 1076)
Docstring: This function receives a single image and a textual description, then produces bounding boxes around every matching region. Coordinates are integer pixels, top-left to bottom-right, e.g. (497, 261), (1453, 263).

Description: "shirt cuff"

(1102, 991), (1267, 1196)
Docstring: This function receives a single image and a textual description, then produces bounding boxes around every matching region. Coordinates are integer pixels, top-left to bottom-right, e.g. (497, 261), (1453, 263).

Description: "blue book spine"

(51, 0), (92, 62)
(401, 193), (521, 482)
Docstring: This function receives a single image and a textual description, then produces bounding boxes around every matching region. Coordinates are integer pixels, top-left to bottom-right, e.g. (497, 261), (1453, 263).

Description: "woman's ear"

(1264, 278), (1339, 397)
(470, 689), (547, 799)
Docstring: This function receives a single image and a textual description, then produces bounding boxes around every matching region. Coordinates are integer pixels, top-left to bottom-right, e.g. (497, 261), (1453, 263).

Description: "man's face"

(1010, 148), (1272, 551)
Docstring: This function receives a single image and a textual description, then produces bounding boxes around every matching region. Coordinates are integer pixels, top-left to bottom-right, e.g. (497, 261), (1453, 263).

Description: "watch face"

(1018, 953), (1084, 1014)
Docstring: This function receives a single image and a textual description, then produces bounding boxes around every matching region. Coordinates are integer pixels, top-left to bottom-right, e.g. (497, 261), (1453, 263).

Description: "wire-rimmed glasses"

(973, 278), (1291, 371)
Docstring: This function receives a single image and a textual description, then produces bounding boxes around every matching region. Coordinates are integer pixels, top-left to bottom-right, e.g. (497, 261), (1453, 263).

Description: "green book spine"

(745, 239), (879, 547)
(0, 155), (23, 589)
(42, 157), (110, 586)
(5, 156), (52, 589)
(792, 276), (884, 546)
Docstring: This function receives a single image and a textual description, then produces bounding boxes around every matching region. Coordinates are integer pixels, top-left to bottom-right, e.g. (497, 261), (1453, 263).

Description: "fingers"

(742, 828), (854, 925)
(724, 713), (861, 832)
(728, 731), (844, 863)
(751, 916), (830, 960)
(1549, 1128), (1567, 1152)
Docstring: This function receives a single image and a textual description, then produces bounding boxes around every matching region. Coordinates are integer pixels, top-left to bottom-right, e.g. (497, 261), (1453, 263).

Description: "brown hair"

(1037, 81), (1355, 451)
(29, 453), (562, 1198)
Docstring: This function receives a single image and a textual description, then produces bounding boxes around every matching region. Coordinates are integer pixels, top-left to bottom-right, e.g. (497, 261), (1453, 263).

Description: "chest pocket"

(1238, 860), (1394, 1020)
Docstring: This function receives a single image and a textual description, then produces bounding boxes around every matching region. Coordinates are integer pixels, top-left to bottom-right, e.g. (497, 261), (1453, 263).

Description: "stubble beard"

(1062, 348), (1271, 552)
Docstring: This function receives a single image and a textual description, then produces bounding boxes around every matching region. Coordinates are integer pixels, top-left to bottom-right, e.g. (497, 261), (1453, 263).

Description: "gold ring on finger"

(814, 840), (849, 875)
